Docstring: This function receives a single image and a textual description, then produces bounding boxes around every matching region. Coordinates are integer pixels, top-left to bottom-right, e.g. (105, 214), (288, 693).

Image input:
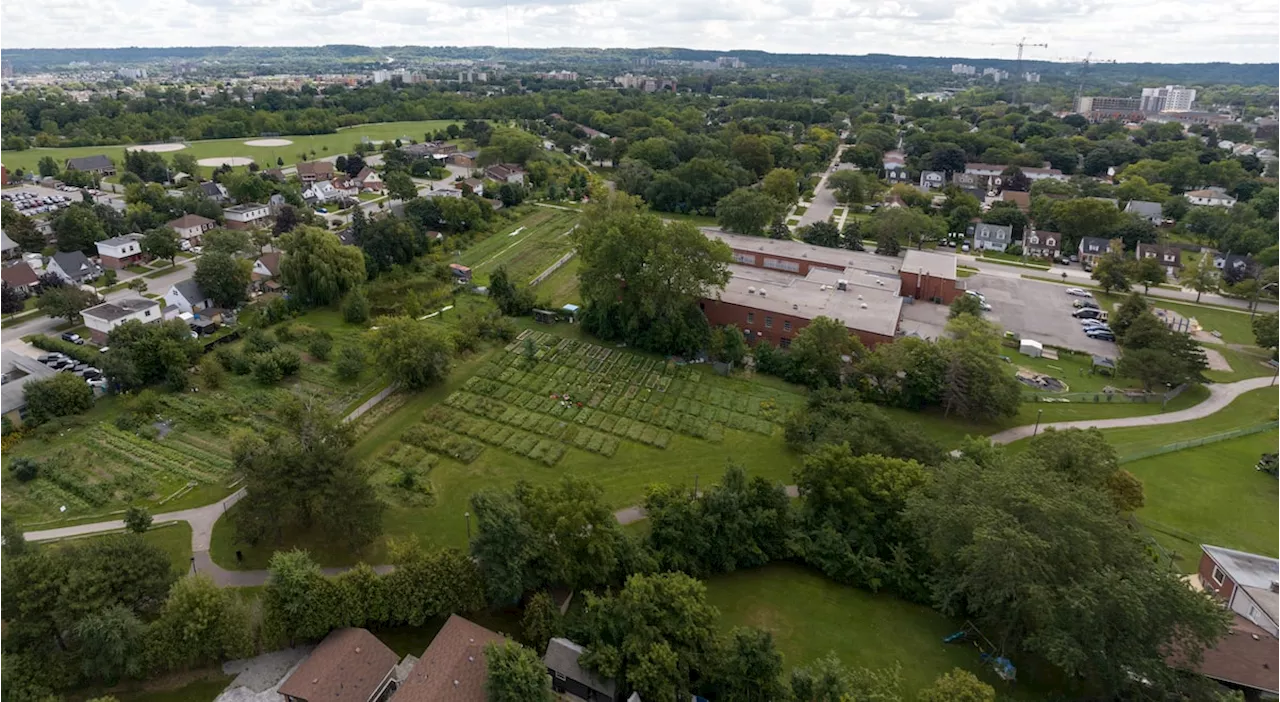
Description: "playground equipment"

(943, 621), (1017, 682)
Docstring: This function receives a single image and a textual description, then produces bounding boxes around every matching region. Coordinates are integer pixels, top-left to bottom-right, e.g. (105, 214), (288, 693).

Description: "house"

(1, 230), (18, 260)
(165, 278), (214, 314)
(1124, 200), (1164, 223)
(918, 170), (946, 191)
(81, 297), (161, 344)
(2, 262), (39, 294)
(262, 168), (286, 181)
(1186, 188), (1238, 208)
(296, 160), (335, 183)
(95, 234), (145, 269)
(448, 151), (479, 168)
(2, 350), (58, 425)
(1135, 243), (1182, 277)
(252, 252), (282, 292)
(197, 181), (229, 203)
(455, 178), (485, 196)
(969, 222), (1013, 252)
(1213, 252), (1257, 278)
(1022, 230), (1062, 259)
(353, 167), (383, 191)
(484, 163), (527, 184)
(223, 203), (270, 230)
(1198, 545), (1279, 637)
(277, 628), (400, 702)
(545, 638), (618, 702)
(268, 193), (288, 215)
(302, 180), (341, 204)
(449, 263), (472, 283)
(64, 155), (115, 176)
(1077, 236), (1112, 264)
(391, 615), (505, 702)
(882, 150), (909, 184)
(166, 214), (217, 244)
(899, 249), (961, 304)
(47, 250), (100, 284)
(1171, 615), (1278, 698)
(1000, 190), (1031, 213)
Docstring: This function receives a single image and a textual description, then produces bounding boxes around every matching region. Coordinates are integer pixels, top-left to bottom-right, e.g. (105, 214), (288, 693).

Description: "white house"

(303, 181), (341, 203)
(1185, 188), (1237, 208)
(165, 278), (214, 314)
(46, 250), (100, 284)
(353, 167), (383, 191)
(166, 214), (217, 244)
(918, 170), (945, 191)
(223, 203), (270, 230)
(95, 234), (144, 269)
(81, 297), (161, 344)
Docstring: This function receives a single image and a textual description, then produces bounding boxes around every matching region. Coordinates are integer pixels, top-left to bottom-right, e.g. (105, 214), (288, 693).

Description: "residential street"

(794, 145), (847, 228)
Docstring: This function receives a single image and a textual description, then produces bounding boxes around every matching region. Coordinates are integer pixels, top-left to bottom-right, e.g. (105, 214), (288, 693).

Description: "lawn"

(50, 521), (193, 575)
(1127, 430), (1278, 571)
(531, 254), (582, 307)
(703, 563), (1043, 698)
(793, 205), (808, 216)
(144, 264), (185, 279)
(0, 120), (465, 177)
(458, 208), (580, 286)
(658, 211), (719, 228)
(1095, 292), (1260, 346)
(974, 251), (1050, 270)
(107, 672), (234, 702)
(1006, 347), (1145, 394)
(1203, 345), (1277, 383)
(956, 266), (978, 279)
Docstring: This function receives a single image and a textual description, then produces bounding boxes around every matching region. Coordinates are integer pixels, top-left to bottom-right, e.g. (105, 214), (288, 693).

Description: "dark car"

(1086, 330), (1116, 341)
(1072, 308), (1105, 319)
(1073, 299), (1100, 309)
(60, 332), (85, 345)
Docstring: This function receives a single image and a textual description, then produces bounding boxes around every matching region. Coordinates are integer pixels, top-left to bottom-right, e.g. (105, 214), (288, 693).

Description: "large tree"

(1132, 256), (1167, 293)
(907, 454), (1228, 696)
(869, 206), (944, 250)
(714, 628), (788, 702)
(2, 202), (46, 251)
(938, 315), (1022, 421)
(1253, 312), (1278, 349)
(576, 194), (731, 355)
(232, 399), (384, 552)
(788, 316), (863, 388)
(1091, 251), (1132, 294)
(23, 372), (94, 425)
(1117, 311), (1208, 390)
(384, 170), (417, 201)
(194, 251), (253, 308)
(103, 318), (202, 391)
(36, 285), (98, 323)
(53, 203), (107, 253)
(368, 316), (453, 389)
(1178, 253), (1220, 302)
(149, 574), (254, 671)
(485, 641), (553, 702)
(715, 187), (781, 236)
(280, 226), (365, 306)
(760, 168), (799, 206)
(141, 226), (181, 267)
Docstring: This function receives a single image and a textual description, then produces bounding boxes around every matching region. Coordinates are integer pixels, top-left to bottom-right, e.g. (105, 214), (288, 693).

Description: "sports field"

(0, 120), (463, 177)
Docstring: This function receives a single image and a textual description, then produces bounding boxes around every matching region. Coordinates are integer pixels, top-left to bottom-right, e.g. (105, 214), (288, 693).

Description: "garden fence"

(1117, 421), (1278, 463)
(344, 385), (397, 423)
(1023, 382), (1188, 406)
(529, 251), (576, 287)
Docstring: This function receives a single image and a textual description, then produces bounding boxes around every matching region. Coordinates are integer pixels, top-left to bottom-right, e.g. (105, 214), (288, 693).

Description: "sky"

(2, 0), (1278, 64)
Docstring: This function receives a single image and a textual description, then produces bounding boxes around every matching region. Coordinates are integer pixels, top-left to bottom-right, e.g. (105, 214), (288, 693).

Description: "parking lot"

(2, 185), (77, 216)
(900, 272), (1120, 357)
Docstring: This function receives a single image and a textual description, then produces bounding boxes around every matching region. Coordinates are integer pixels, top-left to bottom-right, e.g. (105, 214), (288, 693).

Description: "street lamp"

(1033, 408), (1043, 437)
(464, 511), (471, 540)
(1250, 281), (1277, 321)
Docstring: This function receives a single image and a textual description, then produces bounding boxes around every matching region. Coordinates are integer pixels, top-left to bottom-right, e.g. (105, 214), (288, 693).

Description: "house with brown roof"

(1, 262), (40, 294)
(252, 252), (282, 292)
(484, 163), (527, 184)
(277, 628), (399, 702)
(296, 161), (335, 184)
(167, 214), (217, 244)
(1000, 190), (1030, 213)
(353, 167), (383, 191)
(392, 615), (505, 702)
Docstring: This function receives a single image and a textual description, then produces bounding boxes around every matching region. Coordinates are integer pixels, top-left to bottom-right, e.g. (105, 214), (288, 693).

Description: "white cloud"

(0, 0), (1275, 63)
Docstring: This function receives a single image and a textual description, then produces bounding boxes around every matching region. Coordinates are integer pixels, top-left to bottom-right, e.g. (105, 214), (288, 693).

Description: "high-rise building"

(1023, 72), (1040, 83)
(982, 67), (1009, 82)
(1141, 85), (1197, 113)
(951, 64), (976, 75)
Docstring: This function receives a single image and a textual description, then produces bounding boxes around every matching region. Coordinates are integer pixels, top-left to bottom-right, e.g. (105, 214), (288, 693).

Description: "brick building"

(898, 249), (961, 304)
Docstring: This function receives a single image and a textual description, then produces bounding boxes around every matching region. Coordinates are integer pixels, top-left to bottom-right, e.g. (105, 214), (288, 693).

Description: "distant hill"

(4, 45), (1276, 86)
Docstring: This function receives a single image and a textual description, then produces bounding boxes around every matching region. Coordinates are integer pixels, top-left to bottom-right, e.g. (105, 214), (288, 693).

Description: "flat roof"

(1203, 545), (1279, 589)
(713, 264), (903, 338)
(901, 249), (958, 281)
(82, 297), (158, 322)
(703, 229), (901, 276)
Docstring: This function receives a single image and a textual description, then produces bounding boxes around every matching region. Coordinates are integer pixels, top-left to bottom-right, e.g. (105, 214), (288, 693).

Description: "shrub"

(23, 373), (94, 425)
(9, 457), (39, 482)
(274, 324), (296, 343)
(199, 354), (225, 389)
(342, 289), (370, 324)
(335, 345), (365, 380)
(307, 333), (333, 361)
(252, 354), (283, 384)
(272, 348), (302, 376)
(244, 328), (276, 354)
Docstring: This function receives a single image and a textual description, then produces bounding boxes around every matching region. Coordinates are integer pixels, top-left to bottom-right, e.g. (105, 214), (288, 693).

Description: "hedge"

(28, 335), (100, 364)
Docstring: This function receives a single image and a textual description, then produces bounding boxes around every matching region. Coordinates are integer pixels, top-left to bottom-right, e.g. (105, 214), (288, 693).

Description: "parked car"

(37, 353), (64, 364)
(1086, 330), (1116, 341)
(1073, 299), (1100, 309)
(1065, 287), (1091, 297)
(965, 290), (986, 301)
(1081, 318), (1107, 327)
(1072, 308), (1107, 320)
(60, 332), (85, 345)
(87, 377), (107, 389)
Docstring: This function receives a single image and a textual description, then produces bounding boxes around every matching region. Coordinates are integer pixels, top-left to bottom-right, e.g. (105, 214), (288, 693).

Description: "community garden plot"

(395, 329), (803, 467)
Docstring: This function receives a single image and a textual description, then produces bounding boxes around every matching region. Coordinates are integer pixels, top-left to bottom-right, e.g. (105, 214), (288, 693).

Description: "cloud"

(0, 0), (1273, 63)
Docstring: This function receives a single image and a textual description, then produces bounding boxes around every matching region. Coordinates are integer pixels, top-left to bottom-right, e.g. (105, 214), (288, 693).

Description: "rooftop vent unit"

(747, 286), (755, 294)
(837, 279), (848, 291)
(793, 304), (799, 310)
(860, 303), (868, 309)
(759, 289), (767, 297)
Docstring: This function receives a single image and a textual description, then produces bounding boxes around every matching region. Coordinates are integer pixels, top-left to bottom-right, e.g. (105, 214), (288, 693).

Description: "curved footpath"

(23, 376), (1276, 586)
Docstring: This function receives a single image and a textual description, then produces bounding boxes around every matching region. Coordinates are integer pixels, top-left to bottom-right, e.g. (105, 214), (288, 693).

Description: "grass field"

(51, 521), (193, 575)
(0, 120), (463, 178)
(531, 255), (582, 307)
(458, 208), (579, 286)
(1095, 292), (1260, 346)
(109, 672), (234, 702)
(1203, 346), (1277, 383)
(1095, 387), (1278, 457)
(1127, 430), (1278, 571)
(703, 563), (1042, 698)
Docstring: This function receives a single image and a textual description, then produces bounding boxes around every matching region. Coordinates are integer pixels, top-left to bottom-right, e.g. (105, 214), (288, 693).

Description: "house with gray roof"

(1198, 545), (1278, 638)
(969, 222), (1013, 252)
(1135, 243), (1182, 277)
(918, 170), (946, 192)
(46, 250), (101, 284)
(1124, 200), (1164, 224)
(65, 155), (116, 175)
(82, 297), (160, 344)
(1, 230), (19, 260)
(545, 638), (618, 702)
(197, 181), (229, 203)
(1022, 230), (1061, 259)
(1077, 236), (1113, 265)
(2, 350), (59, 425)
(164, 278), (214, 314)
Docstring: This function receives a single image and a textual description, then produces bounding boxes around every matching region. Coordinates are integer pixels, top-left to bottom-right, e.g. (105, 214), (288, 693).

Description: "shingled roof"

(276, 628), (398, 702)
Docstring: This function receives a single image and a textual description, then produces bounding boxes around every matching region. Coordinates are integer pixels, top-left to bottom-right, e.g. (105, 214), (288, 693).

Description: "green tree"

(485, 641), (553, 702)
(1026, 428), (1143, 511)
(1051, 199), (1122, 248)
(368, 316), (453, 389)
(520, 591), (561, 653)
(489, 127), (542, 164)
(1253, 312), (1278, 349)
(715, 187), (781, 236)
(1179, 253), (1220, 302)
(141, 226), (181, 267)
(202, 228), (255, 256)
(36, 285), (99, 323)
(798, 221), (841, 248)
(939, 315), (1022, 422)
(576, 194), (731, 355)
(261, 549), (334, 643)
(715, 627), (787, 702)
(577, 572), (720, 702)
(761, 168), (799, 206)
(342, 289), (370, 324)
(334, 344), (365, 380)
(707, 324), (748, 366)
(488, 266), (535, 317)
(384, 170), (417, 201)
(730, 134), (775, 177)
(1117, 312), (1208, 390)
(918, 669), (996, 702)
(23, 372), (94, 425)
(789, 316), (863, 388)
(1091, 251), (1131, 294)
(195, 252), (252, 308)
(870, 206), (942, 250)
(2, 202), (46, 251)
(75, 605), (147, 684)
(949, 293), (984, 319)
(37, 155), (59, 177)
(281, 226), (365, 306)
(233, 400), (384, 552)
(149, 574), (254, 670)
(104, 318), (202, 391)
(123, 507), (152, 534)
(171, 153), (199, 177)
(1133, 256), (1167, 293)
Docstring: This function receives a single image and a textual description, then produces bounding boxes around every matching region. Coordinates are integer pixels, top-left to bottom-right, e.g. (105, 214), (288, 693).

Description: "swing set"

(943, 621), (1017, 682)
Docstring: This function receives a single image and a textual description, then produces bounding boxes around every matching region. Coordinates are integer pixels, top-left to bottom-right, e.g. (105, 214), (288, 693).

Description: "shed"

(449, 263), (472, 283)
(533, 308), (558, 324)
(1019, 339), (1043, 358)
(560, 303), (580, 321)
(1092, 355), (1116, 375)
(545, 638), (618, 702)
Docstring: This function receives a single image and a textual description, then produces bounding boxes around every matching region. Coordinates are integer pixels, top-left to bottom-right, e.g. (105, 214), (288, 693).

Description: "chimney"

(1271, 581), (1279, 593)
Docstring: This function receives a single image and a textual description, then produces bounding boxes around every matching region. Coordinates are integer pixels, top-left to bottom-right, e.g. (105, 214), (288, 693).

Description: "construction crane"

(1058, 53), (1118, 111)
(990, 37), (1048, 105)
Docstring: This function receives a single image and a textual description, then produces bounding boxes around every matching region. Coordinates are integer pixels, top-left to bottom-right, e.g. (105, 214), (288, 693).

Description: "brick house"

(166, 214), (217, 245)
(81, 297), (161, 344)
(296, 160), (335, 183)
(95, 234), (145, 269)
(1198, 545), (1278, 638)
(223, 203), (270, 230)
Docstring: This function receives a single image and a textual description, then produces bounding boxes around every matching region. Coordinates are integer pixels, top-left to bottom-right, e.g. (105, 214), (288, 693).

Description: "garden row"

(416, 406), (570, 466)
(445, 389), (667, 451)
